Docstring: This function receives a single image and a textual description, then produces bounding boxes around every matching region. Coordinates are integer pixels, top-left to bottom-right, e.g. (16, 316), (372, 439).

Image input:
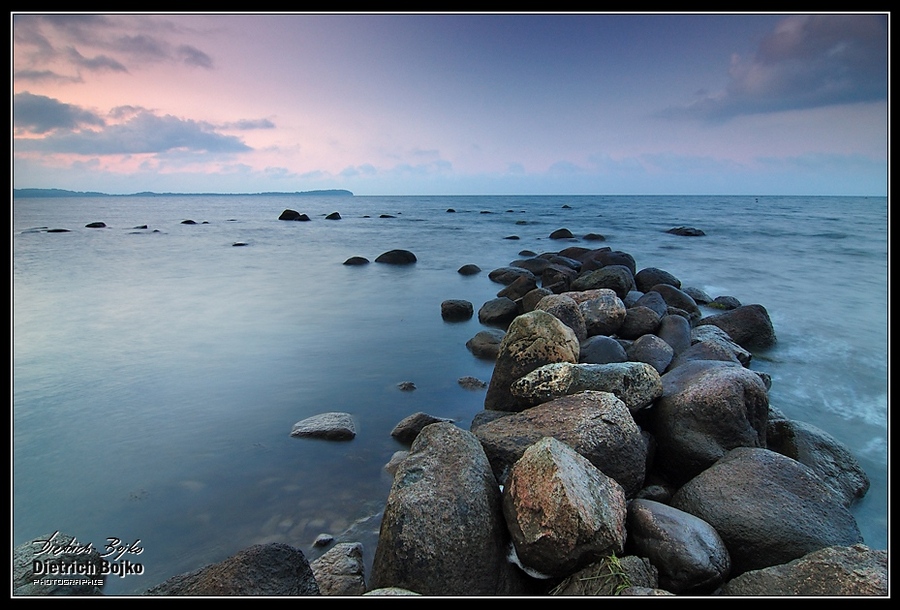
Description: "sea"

(12, 193), (889, 595)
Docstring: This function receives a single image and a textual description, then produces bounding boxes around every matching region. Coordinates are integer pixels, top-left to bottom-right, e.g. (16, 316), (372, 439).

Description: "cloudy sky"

(12, 12), (889, 196)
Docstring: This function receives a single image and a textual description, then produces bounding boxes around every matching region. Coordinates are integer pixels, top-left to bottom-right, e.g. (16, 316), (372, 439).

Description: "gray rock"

(374, 249), (417, 265)
(441, 299), (474, 321)
(710, 295), (742, 310)
(477, 297), (520, 328)
(549, 228), (575, 239)
(671, 447), (863, 575)
(458, 376), (487, 390)
(648, 361), (769, 486)
(390, 412), (454, 444)
(488, 266), (536, 286)
(656, 314), (692, 356)
(145, 543), (319, 595)
(291, 412), (356, 441)
(626, 499), (731, 594)
(650, 284), (701, 322)
(571, 265), (635, 299)
(484, 310), (580, 412)
(457, 263), (481, 275)
(510, 361), (662, 413)
(766, 418), (871, 506)
(496, 274), (538, 301)
(717, 544), (887, 596)
(634, 267), (681, 293)
(690, 325), (752, 366)
(502, 437), (627, 577)
(626, 334), (674, 374)
(474, 390), (647, 497)
(633, 290), (669, 318)
(535, 294), (587, 342)
(696, 304), (777, 350)
(579, 334), (628, 365)
(370, 423), (523, 595)
(343, 256), (369, 265)
(466, 328), (506, 360)
(617, 305), (661, 340)
(521, 287), (554, 313)
(666, 339), (743, 371)
(569, 289), (626, 337)
(682, 286), (712, 304)
(310, 542), (367, 596)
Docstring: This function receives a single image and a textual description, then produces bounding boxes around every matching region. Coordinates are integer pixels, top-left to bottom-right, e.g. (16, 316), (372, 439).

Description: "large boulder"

(626, 499), (731, 594)
(369, 423), (522, 596)
(656, 314), (692, 356)
(717, 544), (887, 596)
(634, 267), (681, 293)
(696, 304), (777, 350)
(671, 447), (863, 576)
(510, 362), (662, 414)
(502, 437), (627, 578)
(474, 391), (647, 497)
(690, 325), (752, 366)
(766, 417), (871, 506)
(571, 265), (635, 299)
(626, 334), (674, 375)
(647, 361), (769, 486)
(579, 335), (628, 364)
(617, 306), (661, 340)
(145, 543), (319, 595)
(484, 310), (579, 412)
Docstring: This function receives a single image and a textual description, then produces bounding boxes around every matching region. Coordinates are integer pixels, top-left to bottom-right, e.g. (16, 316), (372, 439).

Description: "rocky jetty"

(123, 237), (879, 598)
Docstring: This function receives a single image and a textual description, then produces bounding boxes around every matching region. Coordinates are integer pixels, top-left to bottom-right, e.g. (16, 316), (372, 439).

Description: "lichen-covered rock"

(484, 310), (579, 412)
(510, 361), (662, 413)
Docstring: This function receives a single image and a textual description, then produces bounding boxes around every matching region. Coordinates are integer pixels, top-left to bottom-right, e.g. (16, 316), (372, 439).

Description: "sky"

(11, 12), (889, 196)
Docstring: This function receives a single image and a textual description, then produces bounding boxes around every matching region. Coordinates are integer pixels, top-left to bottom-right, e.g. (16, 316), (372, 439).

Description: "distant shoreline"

(13, 188), (354, 198)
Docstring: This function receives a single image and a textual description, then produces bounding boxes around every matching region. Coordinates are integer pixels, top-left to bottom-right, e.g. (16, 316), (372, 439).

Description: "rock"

(617, 306), (661, 340)
(570, 265), (635, 299)
(390, 412), (453, 444)
(671, 447), (863, 576)
(667, 339), (743, 371)
(650, 284), (701, 322)
(633, 290), (669, 318)
(579, 335), (628, 364)
(488, 266), (537, 286)
(626, 499), (731, 594)
(374, 249), (417, 265)
(13, 532), (106, 595)
(626, 334), (674, 374)
(647, 361), (768, 486)
(497, 274), (538, 301)
(343, 256), (369, 265)
(364, 587), (421, 595)
(325, 211), (341, 220)
(549, 228), (575, 239)
(181, 219), (197, 225)
(369, 423), (523, 595)
(666, 226), (705, 236)
(466, 329), (506, 360)
(682, 286), (713, 304)
(766, 418), (870, 506)
(483, 310), (580, 412)
(145, 543), (319, 595)
(477, 297), (520, 328)
(310, 542), (367, 596)
(583, 233), (606, 241)
(279, 209), (309, 221)
(551, 555), (659, 595)
(313, 533), (334, 547)
(634, 267), (681, 293)
(710, 295), (742, 310)
(510, 362), (663, 413)
(535, 294), (587, 342)
(717, 544), (887, 596)
(85, 221), (107, 228)
(502, 437), (627, 578)
(696, 304), (777, 350)
(473, 391), (647, 497)
(570, 289), (626, 337)
(521, 287), (554, 313)
(397, 381), (416, 392)
(511, 257), (553, 275)
(656, 314), (692, 356)
(441, 299), (474, 321)
(457, 263), (481, 275)
(231, 242), (248, 247)
(690, 325), (752, 366)
(458, 376), (487, 390)
(290, 412), (356, 441)
(384, 450), (409, 477)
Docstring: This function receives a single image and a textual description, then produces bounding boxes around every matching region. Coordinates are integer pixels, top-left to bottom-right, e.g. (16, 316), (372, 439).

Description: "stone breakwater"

(134, 236), (881, 597)
(364, 239), (884, 597)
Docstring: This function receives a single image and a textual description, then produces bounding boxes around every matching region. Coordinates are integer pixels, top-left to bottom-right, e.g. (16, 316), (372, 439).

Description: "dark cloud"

(14, 93), (251, 155)
(223, 119), (276, 130)
(664, 14), (887, 120)
(13, 91), (105, 134)
(176, 44), (214, 68)
(12, 69), (83, 84)
(66, 47), (129, 73)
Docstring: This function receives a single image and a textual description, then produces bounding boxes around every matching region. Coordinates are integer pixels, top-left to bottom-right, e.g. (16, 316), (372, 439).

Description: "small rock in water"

(397, 381), (417, 391)
(313, 533), (334, 547)
(325, 212), (342, 220)
(458, 376), (487, 390)
(290, 412), (356, 441)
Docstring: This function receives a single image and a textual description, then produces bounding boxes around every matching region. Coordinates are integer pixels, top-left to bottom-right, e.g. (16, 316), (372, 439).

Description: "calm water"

(12, 194), (888, 594)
